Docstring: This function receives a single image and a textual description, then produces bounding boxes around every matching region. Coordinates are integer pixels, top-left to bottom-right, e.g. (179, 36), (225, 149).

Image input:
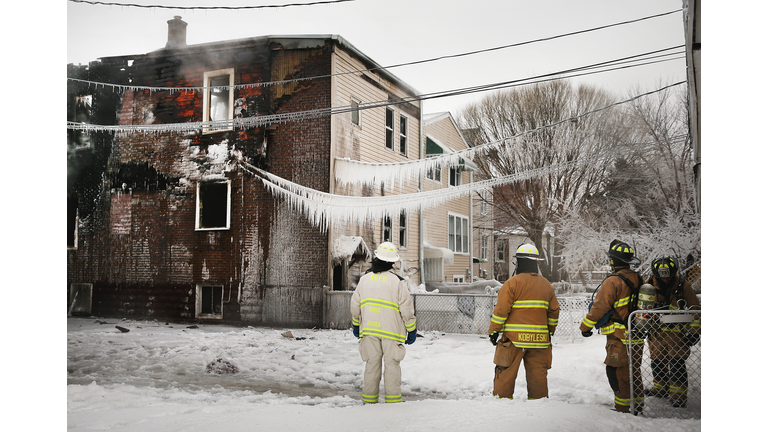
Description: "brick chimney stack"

(166, 16), (187, 49)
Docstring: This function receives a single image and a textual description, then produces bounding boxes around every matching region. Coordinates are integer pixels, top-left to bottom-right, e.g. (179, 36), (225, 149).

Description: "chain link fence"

(629, 309), (702, 419)
(324, 291), (591, 341)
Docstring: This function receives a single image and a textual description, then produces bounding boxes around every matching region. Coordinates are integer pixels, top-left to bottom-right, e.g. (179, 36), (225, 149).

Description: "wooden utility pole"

(684, 0), (701, 213)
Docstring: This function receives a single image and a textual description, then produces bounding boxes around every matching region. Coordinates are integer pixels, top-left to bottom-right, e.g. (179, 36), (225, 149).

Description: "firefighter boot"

(644, 359), (669, 398)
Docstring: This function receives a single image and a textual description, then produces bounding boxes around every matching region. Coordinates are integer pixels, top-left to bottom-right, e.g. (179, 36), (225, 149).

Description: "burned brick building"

(67, 17), (424, 326)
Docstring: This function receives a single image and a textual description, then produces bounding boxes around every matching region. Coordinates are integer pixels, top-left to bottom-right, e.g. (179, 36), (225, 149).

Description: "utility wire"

(67, 51), (684, 134)
(68, 0), (355, 10)
(67, 9), (683, 92)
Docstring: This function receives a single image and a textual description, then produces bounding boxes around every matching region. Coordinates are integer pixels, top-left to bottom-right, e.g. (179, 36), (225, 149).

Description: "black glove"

(405, 330), (417, 345)
(581, 330), (593, 338)
(489, 331), (500, 345)
(352, 326), (360, 338)
(684, 333), (700, 346)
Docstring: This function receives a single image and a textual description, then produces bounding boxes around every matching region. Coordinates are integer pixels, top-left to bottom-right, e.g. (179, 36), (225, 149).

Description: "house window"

(203, 69), (234, 133)
(399, 210), (407, 248)
(497, 242), (505, 262)
(399, 115), (408, 156)
(482, 235), (489, 260)
(426, 159), (442, 182)
(351, 97), (361, 126)
(385, 107), (394, 150)
(453, 275), (465, 283)
(196, 284), (223, 319)
(383, 214), (392, 242)
(196, 180), (231, 230)
(480, 189), (488, 215)
(448, 214), (469, 254)
(450, 166), (463, 186)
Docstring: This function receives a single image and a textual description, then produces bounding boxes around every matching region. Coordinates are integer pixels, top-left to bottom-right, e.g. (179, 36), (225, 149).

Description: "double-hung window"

(399, 210), (407, 248)
(351, 97), (361, 126)
(383, 214), (392, 242)
(385, 108), (394, 150)
(203, 69), (234, 133)
(399, 115), (408, 156)
(448, 214), (469, 254)
(449, 166), (463, 186)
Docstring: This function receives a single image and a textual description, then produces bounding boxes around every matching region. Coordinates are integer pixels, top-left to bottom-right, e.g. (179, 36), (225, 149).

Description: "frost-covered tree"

(458, 80), (625, 280)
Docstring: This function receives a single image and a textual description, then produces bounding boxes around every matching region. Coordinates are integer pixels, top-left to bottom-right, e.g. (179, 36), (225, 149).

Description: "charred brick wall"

(68, 38), (336, 326)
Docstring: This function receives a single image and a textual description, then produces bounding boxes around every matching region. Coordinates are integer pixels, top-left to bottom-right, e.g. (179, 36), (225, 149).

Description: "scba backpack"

(588, 272), (640, 329)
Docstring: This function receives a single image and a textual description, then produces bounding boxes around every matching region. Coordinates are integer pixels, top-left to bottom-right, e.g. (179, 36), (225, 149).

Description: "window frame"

(351, 97), (361, 126)
(426, 158), (442, 183)
(448, 213), (469, 254)
(497, 241), (506, 262)
(202, 68), (235, 134)
(481, 234), (489, 260)
(385, 107), (394, 150)
(449, 166), (463, 186)
(196, 284), (224, 319)
(398, 209), (408, 248)
(195, 180), (232, 231)
(398, 114), (408, 156)
(383, 213), (392, 243)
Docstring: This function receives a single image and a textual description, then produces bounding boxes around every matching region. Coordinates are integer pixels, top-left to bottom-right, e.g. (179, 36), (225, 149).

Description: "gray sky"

(67, 0), (688, 116)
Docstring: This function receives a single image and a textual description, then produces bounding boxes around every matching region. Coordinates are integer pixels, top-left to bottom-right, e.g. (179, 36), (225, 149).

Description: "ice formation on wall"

(240, 159), (586, 230)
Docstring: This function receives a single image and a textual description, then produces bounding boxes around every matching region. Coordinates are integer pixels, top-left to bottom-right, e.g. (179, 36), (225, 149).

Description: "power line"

(68, 0), (355, 10)
(67, 54), (685, 134)
(67, 8), (683, 93)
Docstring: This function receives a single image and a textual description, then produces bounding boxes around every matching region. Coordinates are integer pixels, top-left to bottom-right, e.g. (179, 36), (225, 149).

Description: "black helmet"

(652, 256), (678, 279)
(608, 239), (640, 266)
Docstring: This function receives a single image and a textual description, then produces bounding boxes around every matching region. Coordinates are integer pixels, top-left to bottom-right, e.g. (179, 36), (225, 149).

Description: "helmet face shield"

(657, 267), (671, 278)
(652, 256), (678, 280)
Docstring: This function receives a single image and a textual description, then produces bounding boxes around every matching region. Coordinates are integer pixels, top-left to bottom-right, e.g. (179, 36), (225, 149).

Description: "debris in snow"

(115, 326), (130, 333)
(187, 325), (199, 329)
(281, 331), (294, 339)
(205, 358), (239, 374)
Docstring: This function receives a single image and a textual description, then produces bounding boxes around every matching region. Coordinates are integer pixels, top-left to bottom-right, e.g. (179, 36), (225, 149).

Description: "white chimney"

(165, 16), (187, 49)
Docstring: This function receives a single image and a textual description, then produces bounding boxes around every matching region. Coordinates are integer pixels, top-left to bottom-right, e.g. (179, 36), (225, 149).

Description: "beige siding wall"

(329, 47), (421, 281)
(423, 115), (473, 282)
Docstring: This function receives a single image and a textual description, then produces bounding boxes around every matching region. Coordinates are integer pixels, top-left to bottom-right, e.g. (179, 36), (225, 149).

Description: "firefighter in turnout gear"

(488, 244), (560, 399)
(350, 242), (417, 404)
(580, 240), (645, 414)
(645, 256), (701, 408)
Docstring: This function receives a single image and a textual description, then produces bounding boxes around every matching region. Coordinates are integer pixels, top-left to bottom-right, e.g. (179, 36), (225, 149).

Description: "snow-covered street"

(66, 317), (703, 431)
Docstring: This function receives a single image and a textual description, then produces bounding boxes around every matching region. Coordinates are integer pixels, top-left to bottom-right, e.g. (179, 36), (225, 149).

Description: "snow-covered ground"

(62, 317), (708, 431)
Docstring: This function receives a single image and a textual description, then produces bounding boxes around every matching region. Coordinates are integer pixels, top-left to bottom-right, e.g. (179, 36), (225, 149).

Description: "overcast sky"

(67, 0), (689, 116)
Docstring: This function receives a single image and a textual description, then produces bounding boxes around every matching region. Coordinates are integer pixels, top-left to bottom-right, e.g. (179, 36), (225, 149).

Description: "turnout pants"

(359, 336), (406, 403)
(648, 331), (690, 407)
(605, 335), (645, 414)
(492, 339), (552, 399)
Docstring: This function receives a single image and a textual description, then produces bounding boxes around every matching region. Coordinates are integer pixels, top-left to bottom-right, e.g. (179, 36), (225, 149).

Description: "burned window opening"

(197, 285), (223, 318)
(68, 192), (78, 249)
(197, 181), (230, 230)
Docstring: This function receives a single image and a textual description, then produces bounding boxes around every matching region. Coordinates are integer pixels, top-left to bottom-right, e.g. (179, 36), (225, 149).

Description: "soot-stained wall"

(67, 37), (334, 326)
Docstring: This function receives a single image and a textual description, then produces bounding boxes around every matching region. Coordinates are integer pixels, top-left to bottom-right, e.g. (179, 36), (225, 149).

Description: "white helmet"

(374, 242), (400, 262)
(516, 243), (544, 261)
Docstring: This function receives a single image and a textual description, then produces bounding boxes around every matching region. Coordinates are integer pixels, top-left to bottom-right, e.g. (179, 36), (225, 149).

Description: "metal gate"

(628, 308), (702, 419)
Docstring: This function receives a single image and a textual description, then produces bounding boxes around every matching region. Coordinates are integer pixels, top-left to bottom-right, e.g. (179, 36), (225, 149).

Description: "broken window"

(196, 180), (231, 230)
(385, 107), (394, 150)
(351, 97), (361, 126)
(399, 115), (408, 156)
(196, 284), (223, 319)
(203, 69), (234, 133)
(426, 158), (442, 182)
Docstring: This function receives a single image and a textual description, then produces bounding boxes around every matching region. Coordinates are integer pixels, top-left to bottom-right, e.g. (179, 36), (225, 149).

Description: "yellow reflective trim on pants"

(361, 329), (406, 343)
(362, 394), (378, 403)
(385, 395), (402, 403)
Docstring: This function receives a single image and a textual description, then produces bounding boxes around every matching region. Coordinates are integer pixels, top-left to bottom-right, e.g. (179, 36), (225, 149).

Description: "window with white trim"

(383, 214), (392, 242)
(449, 166), (463, 186)
(482, 234), (489, 260)
(399, 114), (408, 156)
(351, 97), (361, 126)
(426, 158), (442, 182)
(399, 210), (407, 248)
(453, 275), (465, 283)
(480, 189), (488, 215)
(448, 214), (469, 254)
(196, 284), (223, 319)
(203, 69), (234, 133)
(497, 241), (505, 261)
(385, 107), (394, 150)
(196, 180), (231, 230)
